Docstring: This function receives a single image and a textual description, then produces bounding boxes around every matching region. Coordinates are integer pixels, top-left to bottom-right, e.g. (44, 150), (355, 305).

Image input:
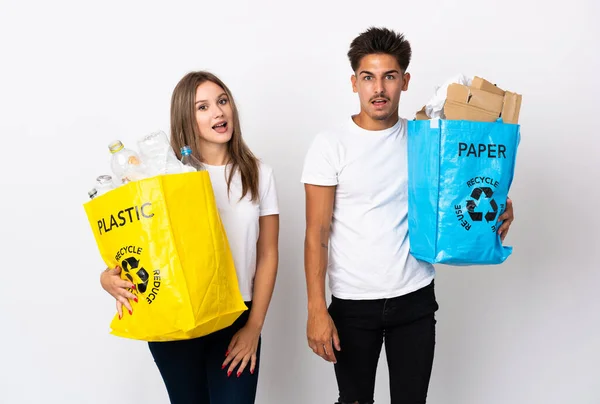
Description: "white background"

(1, 0), (599, 403)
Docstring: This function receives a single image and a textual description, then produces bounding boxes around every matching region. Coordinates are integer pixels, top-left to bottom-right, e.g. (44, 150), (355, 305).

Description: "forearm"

(304, 227), (329, 311)
(247, 251), (278, 330)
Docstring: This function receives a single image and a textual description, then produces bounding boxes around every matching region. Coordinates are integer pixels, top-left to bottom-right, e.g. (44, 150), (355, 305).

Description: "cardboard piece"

(472, 76), (505, 96)
(446, 83), (504, 115)
(413, 76), (522, 124)
(501, 91), (522, 124)
(444, 100), (500, 122)
(416, 105), (429, 120)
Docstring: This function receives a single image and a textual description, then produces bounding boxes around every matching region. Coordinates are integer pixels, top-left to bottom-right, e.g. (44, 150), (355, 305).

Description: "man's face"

(351, 53), (410, 127)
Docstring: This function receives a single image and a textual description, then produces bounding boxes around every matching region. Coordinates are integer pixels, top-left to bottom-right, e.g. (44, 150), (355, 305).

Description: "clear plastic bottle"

(138, 130), (184, 175)
(108, 140), (146, 183)
(180, 146), (206, 172)
(96, 175), (115, 196)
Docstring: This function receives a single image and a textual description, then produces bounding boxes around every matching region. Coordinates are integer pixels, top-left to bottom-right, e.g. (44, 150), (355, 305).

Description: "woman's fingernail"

(221, 364), (226, 370)
(227, 370), (232, 377)
(250, 369), (254, 375)
(119, 314), (122, 320)
(133, 297), (138, 303)
(225, 350), (229, 357)
(131, 285), (136, 290)
(237, 371), (241, 378)
(128, 309), (132, 315)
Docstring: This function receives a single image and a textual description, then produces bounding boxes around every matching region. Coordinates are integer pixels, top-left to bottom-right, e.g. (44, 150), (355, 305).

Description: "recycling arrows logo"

(466, 187), (498, 223)
(121, 256), (150, 293)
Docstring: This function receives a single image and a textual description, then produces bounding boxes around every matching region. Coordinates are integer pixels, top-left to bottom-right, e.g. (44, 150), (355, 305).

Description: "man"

(301, 27), (514, 404)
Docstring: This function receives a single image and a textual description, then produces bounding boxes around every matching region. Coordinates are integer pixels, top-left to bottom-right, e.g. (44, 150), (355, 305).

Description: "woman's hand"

(221, 323), (261, 377)
(100, 266), (137, 318)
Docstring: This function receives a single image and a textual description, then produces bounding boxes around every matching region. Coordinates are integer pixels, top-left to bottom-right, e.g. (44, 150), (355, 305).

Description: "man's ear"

(402, 72), (411, 92)
(351, 74), (358, 93)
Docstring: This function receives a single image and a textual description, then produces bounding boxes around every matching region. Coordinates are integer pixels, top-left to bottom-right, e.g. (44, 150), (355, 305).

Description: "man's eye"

(386, 75), (395, 80)
(364, 76), (372, 81)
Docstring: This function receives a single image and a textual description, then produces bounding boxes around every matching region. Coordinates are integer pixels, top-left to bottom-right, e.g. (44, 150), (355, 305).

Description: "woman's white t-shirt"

(205, 161), (279, 301)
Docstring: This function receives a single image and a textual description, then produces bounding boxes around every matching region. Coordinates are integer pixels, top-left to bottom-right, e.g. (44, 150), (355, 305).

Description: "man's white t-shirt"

(206, 161), (279, 301)
(301, 117), (435, 300)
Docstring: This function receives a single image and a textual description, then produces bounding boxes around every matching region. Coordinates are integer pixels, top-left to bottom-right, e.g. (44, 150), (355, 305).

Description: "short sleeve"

(300, 132), (339, 186)
(259, 164), (279, 217)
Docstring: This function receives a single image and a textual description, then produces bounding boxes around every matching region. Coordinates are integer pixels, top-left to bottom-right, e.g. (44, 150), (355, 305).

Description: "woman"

(100, 71), (279, 403)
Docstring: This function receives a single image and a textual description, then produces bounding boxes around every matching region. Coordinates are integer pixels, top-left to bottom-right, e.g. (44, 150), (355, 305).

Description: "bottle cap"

(181, 145), (192, 156)
(108, 140), (124, 154)
(96, 175), (113, 185)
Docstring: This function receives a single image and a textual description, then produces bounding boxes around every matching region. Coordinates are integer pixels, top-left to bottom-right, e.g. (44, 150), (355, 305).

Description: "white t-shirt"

(301, 117), (435, 300)
(206, 161), (279, 301)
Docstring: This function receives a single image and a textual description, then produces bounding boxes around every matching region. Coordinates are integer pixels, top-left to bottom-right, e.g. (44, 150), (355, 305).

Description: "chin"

(209, 136), (232, 145)
(370, 111), (393, 121)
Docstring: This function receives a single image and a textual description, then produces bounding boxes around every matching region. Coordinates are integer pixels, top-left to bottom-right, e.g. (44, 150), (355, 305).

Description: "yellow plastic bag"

(83, 171), (247, 341)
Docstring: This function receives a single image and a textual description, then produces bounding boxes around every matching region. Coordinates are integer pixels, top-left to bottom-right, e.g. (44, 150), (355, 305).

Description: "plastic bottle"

(180, 146), (206, 172)
(108, 140), (146, 183)
(96, 175), (115, 196)
(138, 131), (185, 175)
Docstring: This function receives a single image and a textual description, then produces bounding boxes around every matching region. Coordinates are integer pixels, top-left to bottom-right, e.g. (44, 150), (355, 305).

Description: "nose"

(374, 78), (385, 96)
(213, 104), (224, 119)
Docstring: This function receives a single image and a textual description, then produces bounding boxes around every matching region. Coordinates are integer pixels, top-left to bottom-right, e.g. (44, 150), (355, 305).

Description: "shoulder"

(304, 121), (353, 160)
(257, 160), (274, 179)
(256, 160), (276, 193)
(255, 160), (279, 210)
(311, 121), (349, 145)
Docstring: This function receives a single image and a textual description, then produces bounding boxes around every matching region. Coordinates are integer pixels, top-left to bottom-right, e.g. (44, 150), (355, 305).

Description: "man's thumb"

(333, 330), (341, 351)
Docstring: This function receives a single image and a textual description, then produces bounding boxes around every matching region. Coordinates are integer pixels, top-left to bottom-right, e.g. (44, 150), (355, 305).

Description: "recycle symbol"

(121, 257), (149, 293)
(466, 187), (498, 223)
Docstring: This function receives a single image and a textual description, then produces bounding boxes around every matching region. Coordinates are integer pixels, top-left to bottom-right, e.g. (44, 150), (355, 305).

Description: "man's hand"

(497, 197), (514, 242)
(307, 306), (341, 363)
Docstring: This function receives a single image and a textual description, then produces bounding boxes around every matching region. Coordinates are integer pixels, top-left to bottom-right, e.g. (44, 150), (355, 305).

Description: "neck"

(352, 111), (399, 131)
(198, 140), (229, 166)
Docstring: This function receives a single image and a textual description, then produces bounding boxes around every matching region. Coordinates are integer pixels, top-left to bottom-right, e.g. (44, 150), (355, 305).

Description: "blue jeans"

(148, 302), (260, 404)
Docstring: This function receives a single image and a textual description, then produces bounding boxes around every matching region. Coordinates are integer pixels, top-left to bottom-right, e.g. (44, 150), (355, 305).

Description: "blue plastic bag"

(407, 119), (520, 265)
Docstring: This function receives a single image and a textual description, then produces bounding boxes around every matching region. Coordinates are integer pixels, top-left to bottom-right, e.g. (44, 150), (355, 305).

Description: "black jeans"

(329, 281), (439, 404)
(148, 302), (260, 404)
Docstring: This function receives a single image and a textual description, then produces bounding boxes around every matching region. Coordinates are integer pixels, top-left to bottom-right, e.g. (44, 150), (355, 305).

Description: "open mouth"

(212, 121), (228, 133)
(371, 99), (388, 107)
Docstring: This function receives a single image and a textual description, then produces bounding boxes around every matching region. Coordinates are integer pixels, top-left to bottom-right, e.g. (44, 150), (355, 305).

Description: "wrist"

(307, 298), (328, 312)
(100, 269), (112, 289)
(245, 318), (264, 332)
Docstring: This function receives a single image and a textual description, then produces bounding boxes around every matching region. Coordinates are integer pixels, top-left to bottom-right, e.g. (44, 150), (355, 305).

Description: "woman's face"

(194, 81), (234, 145)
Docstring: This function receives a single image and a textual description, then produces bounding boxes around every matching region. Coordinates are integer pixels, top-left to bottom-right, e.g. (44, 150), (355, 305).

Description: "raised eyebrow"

(195, 92), (228, 105)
